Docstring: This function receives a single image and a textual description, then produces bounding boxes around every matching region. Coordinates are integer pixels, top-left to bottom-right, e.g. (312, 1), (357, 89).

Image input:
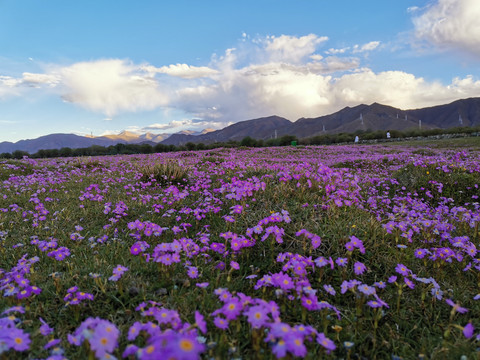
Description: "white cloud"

(57, 59), (169, 117)
(310, 54), (324, 61)
(0, 32), (479, 132)
(352, 41), (380, 53)
(143, 119), (193, 130)
(21, 72), (60, 87)
(325, 47), (350, 55)
(0, 75), (22, 98)
(142, 63), (219, 79)
(264, 34), (328, 63)
(412, 0), (480, 57)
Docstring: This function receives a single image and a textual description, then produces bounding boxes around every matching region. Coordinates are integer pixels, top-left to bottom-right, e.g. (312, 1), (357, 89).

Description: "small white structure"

(386, 131), (391, 139)
(354, 135), (359, 143)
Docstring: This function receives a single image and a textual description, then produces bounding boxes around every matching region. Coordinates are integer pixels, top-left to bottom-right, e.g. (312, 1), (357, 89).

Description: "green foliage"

(0, 145), (480, 359)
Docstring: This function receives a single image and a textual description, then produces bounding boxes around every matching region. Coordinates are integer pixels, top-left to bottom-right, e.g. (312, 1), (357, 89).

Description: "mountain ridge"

(2, 97), (479, 153)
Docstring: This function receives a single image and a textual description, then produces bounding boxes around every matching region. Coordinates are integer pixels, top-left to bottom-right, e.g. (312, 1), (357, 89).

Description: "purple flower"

(445, 298), (468, 314)
(404, 277), (415, 289)
(187, 266), (199, 279)
(286, 333), (307, 357)
(323, 284), (336, 296)
(388, 275), (397, 283)
(395, 263), (410, 276)
(431, 287), (443, 300)
(311, 235), (321, 249)
(44, 338), (61, 349)
(39, 317), (53, 336)
(245, 305), (269, 329)
(414, 248), (428, 259)
(127, 322), (143, 341)
(358, 284), (376, 296)
(230, 261), (240, 270)
(221, 299), (243, 321)
(194, 311), (207, 334)
(354, 262), (367, 275)
(271, 339), (288, 358)
(108, 264), (128, 281)
(89, 320), (119, 358)
(7, 328), (31, 351)
(196, 282), (209, 288)
(213, 316), (229, 330)
(349, 236), (365, 253)
(275, 273), (294, 291)
(463, 323), (474, 338)
(335, 257), (348, 267)
(317, 332), (336, 353)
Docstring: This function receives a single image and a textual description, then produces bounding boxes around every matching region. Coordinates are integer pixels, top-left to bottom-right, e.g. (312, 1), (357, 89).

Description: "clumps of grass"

(331, 159), (364, 169)
(412, 149), (437, 157)
(137, 160), (190, 186)
(393, 162), (479, 207)
(72, 157), (104, 169)
(200, 156), (225, 164)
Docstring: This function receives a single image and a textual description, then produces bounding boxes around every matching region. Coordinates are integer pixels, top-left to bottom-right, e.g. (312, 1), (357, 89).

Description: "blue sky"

(1, 0), (479, 142)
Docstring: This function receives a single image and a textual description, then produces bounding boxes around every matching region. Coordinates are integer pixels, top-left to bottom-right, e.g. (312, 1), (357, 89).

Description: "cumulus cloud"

(58, 59), (169, 117)
(264, 34), (328, 63)
(0, 32), (479, 131)
(412, 0), (480, 57)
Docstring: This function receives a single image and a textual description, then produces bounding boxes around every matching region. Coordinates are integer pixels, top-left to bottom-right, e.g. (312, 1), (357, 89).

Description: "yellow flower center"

(179, 339), (194, 352)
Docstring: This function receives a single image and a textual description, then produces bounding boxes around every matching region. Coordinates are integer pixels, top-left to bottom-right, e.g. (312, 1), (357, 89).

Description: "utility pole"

(459, 114), (463, 125)
(360, 113), (363, 125)
(419, 119), (421, 130)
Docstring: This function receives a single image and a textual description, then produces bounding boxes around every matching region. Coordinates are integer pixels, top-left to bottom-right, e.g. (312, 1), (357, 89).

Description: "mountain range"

(1, 97), (479, 153)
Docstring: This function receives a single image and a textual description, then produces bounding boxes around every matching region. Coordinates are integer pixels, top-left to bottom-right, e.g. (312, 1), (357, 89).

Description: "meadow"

(0, 141), (479, 359)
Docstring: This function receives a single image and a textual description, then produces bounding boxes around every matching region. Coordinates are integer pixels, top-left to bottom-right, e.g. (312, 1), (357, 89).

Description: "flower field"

(1, 143), (479, 359)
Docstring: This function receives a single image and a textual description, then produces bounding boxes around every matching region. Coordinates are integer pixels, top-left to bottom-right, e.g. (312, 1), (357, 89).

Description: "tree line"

(1, 126), (479, 159)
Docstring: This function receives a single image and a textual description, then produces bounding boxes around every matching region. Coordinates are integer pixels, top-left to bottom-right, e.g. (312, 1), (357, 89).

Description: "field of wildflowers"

(0, 143), (479, 359)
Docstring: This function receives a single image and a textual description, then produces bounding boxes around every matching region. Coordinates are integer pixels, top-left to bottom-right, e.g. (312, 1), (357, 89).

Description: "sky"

(1, 0), (480, 142)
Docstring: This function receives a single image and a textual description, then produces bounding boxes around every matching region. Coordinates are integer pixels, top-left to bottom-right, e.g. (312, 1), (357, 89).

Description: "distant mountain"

(0, 134), (123, 154)
(162, 97), (480, 146)
(161, 115), (292, 145)
(2, 97), (479, 153)
(99, 131), (169, 143)
(406, 97), (480, 128)
(280, 102), (427, 138)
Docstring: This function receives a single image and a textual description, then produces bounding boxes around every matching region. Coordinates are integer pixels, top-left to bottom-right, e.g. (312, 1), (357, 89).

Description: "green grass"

(0, 145), (479, 359)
